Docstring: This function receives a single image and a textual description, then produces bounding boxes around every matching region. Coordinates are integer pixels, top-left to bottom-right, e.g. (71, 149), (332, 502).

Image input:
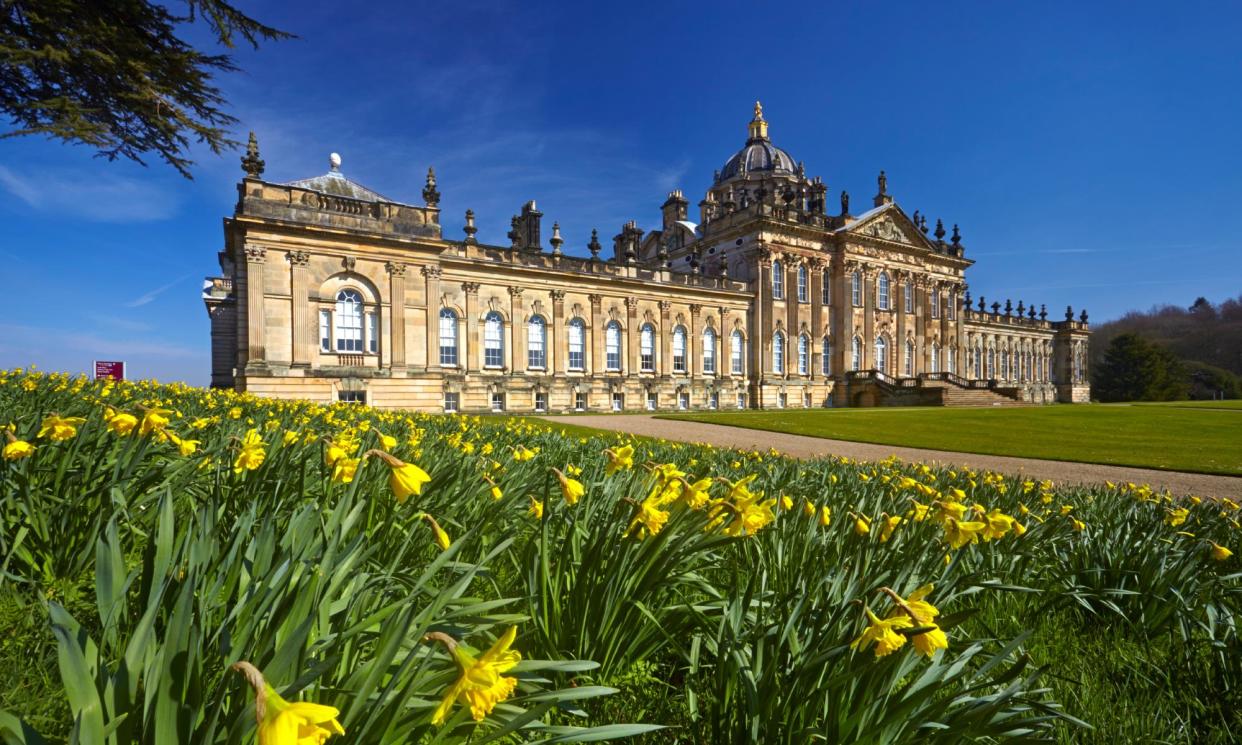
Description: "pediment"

(841, 205), (933, 250)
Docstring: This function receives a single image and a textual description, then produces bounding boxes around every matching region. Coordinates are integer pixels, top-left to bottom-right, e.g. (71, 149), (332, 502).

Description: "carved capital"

(658, 300), (672, 313)
(755, 244), (773, 268)
(719, 306), (731, 317)
(286, 250), (310, 267)
(385, 261), (407, 277)
(689, 303), (702, 316)
(588, 293), (603, 307)
(781, 252), (799, 266)
(461, 282), (480, 295)
(507, 286), (524, 298)
(550, 289), (566, 303)
(243, 245), (267, 263)
(624, 297), (640, 311)
(421, 265), (442, 280)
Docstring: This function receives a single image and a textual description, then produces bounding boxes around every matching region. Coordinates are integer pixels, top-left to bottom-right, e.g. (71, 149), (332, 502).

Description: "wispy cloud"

(125, 274), (194, 308)
(0, 165), (181, 222)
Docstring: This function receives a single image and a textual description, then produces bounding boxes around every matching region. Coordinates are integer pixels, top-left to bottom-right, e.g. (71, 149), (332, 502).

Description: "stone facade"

(204, 107), (1091, 411)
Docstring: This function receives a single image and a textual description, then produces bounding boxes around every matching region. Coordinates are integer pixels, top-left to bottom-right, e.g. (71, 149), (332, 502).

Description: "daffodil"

(820, 505), (833, 528)
(138, 406), (172, 436)
(105, 409), (138, 436)
(428, 627), (521, 724)
(850, 608), (912, 658)
(3, 431), (34, 460)
(1210, 542), (1233, 561)
(232, 661), (345, 745)
(512, 445), (537, 462)
(885, 585), (948, 658)
(233, 429), (267, 474)
(423, 514), (452, 551)
(377, 431), (397, 450)
(528, 496), (544, 519)
(1165, 507), (1189, 527)
(37, 414), (86, 441)
(331, 456), (360, 484)
(854, 515), (871, 536)
(368, 450), (431, 502)
(626, 496), (671, 540)
(604, 444), (634, 475)
(880, 514), (901, 542)
(943, 517), (987, 549)
(552, 468), (584, 505)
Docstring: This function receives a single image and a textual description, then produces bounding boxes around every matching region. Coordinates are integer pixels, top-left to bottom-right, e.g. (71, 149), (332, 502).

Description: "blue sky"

(2, 0), (1239, 384)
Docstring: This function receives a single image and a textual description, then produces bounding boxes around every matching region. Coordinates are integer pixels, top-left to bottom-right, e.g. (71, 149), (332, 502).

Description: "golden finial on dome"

(748, 100), (769, 141)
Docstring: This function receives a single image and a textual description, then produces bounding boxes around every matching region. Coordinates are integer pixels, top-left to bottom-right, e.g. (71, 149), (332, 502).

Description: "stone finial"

(951, 224), (962, 248)
(1065, 305), (1074, 321)
(912, 209), (920, 226)
(873, 170), (893, 207)
(588, 229), (602, 260)
(550, 222), (564, 257)
(463, 209), (478, 244)
(934, 219), (946, 243)
(1039, 304), (1047, 321)
(920, 215), (929, 234)
(840, 190), (850, 216)
(1028, 303), (1036, 320)
(329, 152), (342, 171)
(241, 131), (265, 178)
(1004, 299), (1013, 316)
(1017, 300), (1025, 316)
(992, 301), (1001, 315)
(1080, 308), (1089, 323)
(422, 167), (440, 207)
(719, 251), (730, 279)
(963, 290), (972, 309)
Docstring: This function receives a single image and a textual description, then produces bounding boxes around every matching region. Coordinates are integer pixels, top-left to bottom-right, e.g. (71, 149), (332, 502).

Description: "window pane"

(731, 331), (743, 374)
(703, 329), (715, 373)
(319, 310), (331, 352)
(367, 312), (378, 354)
(439, 309), (458, 366)
(673, 327), (686, 372)
(528, 316), (545, 368)
(335, 289), (363, 352)
(568, 320), (585, 370)
(484, 312), (504, 367)
(772, 333), (784, 374)
(605, 322), (621, 370)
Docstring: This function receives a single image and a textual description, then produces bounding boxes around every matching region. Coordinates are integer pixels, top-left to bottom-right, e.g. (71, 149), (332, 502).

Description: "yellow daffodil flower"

(850, 608), (912, 658)
(232, 662), (344, 745)
(780, 495), (794, 511)
(887, 584), (948, 658)
(138, 407), (172, 436)
(879, 514), (901, 542)
(378, 431), (397, 450)
(37, 414), (86, 441)
(1165, 507), (1189, 527)
(854, 515), (871, 536)
(820, 505), (833, 527)
(552, 468), (584, 505)
(376, 451), (431, 503)
(943, 517), (987, 549)
(604, 445), (635, 475)
(1210, 542), (1233, 561)
(528, 496), (544, 519)
(512, 445), (537, 462)
(429, 627), (521, 724)
(105, 409), (138, 436)
(1071, 518), (1086, 532)
(3, 432), (35, 460)
(626, 496), (671, 540)
(233, 429), (267, 474)
(331, 456), (360, 484)
(423, 514), (452, 551)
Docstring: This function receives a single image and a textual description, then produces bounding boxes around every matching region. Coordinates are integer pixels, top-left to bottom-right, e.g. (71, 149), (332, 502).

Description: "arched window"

(672, 325), (687, 373)
(484, 311), (504, 367)
(567, 319), (586, 370)
(335, 289), (363, 352)
(905, 339), (914, 376)
(527, 315), (546, 369)
(851, 271), (862, 307)
(949, 347), (957, 374)
(875, 336), (888, 373)
(772, 331), (785, 374)
(1001, 346), (1009, 379)
(974, 344), (983, 379)
(640, 324), (655, 371)
(798, 334), (810, 375)
(703, 328), (717, 374)
(986, 347), (996, 379)
(931, 342), (941, 373)
(821, 337), (832, 375)
(438, 308), (458, 366)
(797, 265), (808, 302)
(851, 335), (862, 371)
(731, 330), (744, 374)
(605, 321), (622, 371)
(877, 272), (890, 310)
(772, 260), (784, 298)
(904, 280), (914, 313)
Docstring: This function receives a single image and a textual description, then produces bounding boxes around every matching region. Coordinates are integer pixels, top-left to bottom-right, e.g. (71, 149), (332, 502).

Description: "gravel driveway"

(543, 414), (1242, 500)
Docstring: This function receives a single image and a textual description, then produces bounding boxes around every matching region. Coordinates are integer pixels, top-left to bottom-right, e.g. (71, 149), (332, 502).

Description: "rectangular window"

(611, 392), (623, 412)
(574, 392), (586, 411)
(673, 331), (686, 373)
(568, 323), (585, 371)
(338, 391), (366, 404)
(731, 335), (743, 375)
(319, 310), (331, 352)
(528, 321), (545, 369)
(640, 326), (655, 371)
(709, 392), (719, 410)
(439, 312), (457, 366)
(605, 324), (621, 371)
(851, 274), (862, 307)
(931, 291), (940, 319)
(491, 392), (505, 412)
(534, 392), (547, 412)
(737, 392), (746, 409)
(646, 392), (657, 411)
(703, 333), (716, 374)
(822, 341), (831, 375)
(777, 392), (787, 409)
(366, 312), (378, 354)
(678, 392), (689, 410)
(772, 266), (784, 299)
(803, 392), (812, 408)
(948, 294), (957, 320)
(905, 283), (914, 313)
(443, 391), (459, 413)
(822, 279), (831, 305)
(797, 269), (808, 303)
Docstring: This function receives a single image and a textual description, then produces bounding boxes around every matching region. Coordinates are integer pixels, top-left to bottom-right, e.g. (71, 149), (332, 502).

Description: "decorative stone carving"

(862, 216), (911, 244)
(550, 289), (566, 303)
(507, 286), (524, 297)
(286, 250), (310, 267)
(658, 300), (672, 313)
(241, 132), (265, 178)
(624, 297), (639, 310)
(588, 293), (603, 306)
(689, 304), (702, 315)
(421, 265), (442, 280)
(385, 261), (406, 277)
(461, 282), (480, 295)
(342, 256), (357, 272)
(243, 245), (267, 263)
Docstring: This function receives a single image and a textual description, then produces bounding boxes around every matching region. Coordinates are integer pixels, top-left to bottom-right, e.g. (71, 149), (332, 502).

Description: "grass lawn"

(659, 404), (1242, 476)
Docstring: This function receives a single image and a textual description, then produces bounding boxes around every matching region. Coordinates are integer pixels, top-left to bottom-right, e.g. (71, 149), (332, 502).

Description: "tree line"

(1090, 295), (1242, 401)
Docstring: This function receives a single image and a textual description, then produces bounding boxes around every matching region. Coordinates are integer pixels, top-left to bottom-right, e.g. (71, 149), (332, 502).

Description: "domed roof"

(716, 101), (798, 182)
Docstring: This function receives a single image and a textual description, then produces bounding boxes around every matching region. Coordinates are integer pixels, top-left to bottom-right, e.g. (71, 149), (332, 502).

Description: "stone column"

(914, 277), (926, 375)
(939, 284), (950, 370)
(463, 282), (480, 372)
(862, 266), (875, 370)
(422, 266), (441, 371)
(509, 286), (524, 371)
(243, 245), (267, 367)
(689, 304), (702, 379)
(894, 270), (906, 376)
(809, 259), (824, 379)
(755, 248), (772, 382)
(287, 251), (311, 367)
(833, 263), (848, 375)
(625, 297), (639, 376)
(550, 290), (564, 376)
(385, 261), (407, 371)
(589, 294), (603, 375)
(953, 284), (965, 374)
(659, 300), (672, 377)
(719, 306), (731, 378)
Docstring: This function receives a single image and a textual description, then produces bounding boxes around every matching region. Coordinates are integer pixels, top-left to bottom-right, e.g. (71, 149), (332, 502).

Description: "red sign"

(94, 361), (125, 381)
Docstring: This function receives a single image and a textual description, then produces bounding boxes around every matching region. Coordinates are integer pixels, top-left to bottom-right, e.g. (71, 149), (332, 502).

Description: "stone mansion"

(204, 104), (1091, 412)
